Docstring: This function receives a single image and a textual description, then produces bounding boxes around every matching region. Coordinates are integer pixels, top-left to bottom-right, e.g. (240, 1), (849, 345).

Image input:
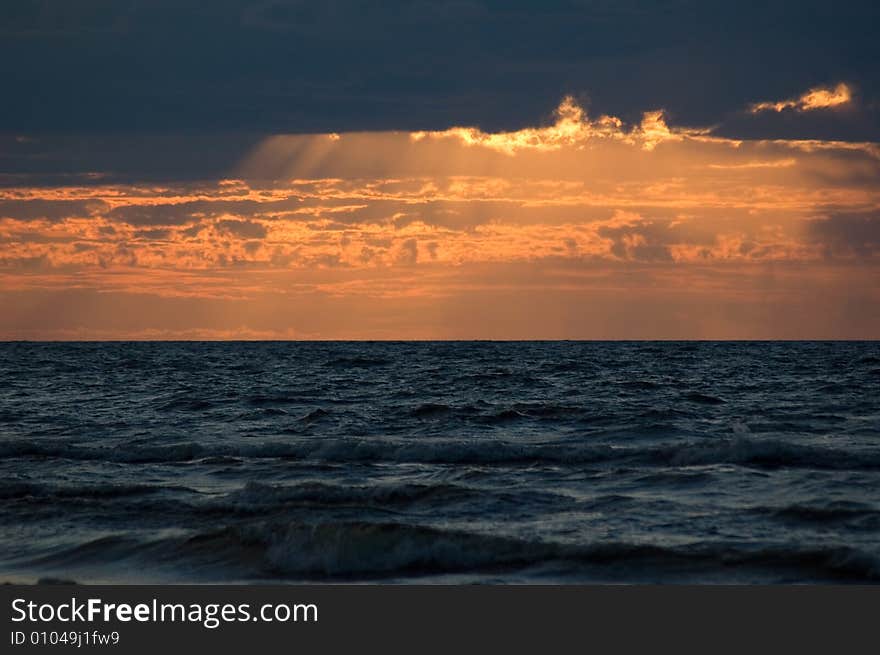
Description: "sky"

(1, 1), (879, 339)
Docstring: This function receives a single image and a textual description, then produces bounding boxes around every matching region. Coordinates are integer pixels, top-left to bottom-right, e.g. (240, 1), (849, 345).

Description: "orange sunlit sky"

(2, 87), (878, 339)
(2, 0), (879, 340)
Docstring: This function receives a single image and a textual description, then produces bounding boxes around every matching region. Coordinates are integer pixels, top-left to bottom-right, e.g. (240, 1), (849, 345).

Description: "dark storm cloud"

(2, 0), (878, 140)
(0, 133), (259, 186)
(715, 99), (878, 143)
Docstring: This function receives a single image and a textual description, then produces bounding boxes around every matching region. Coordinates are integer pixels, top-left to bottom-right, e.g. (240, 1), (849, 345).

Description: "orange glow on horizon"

(1, 96), (878, 339)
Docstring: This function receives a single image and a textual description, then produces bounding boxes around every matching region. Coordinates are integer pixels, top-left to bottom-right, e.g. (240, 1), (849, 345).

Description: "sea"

(1, 341), (879, 584)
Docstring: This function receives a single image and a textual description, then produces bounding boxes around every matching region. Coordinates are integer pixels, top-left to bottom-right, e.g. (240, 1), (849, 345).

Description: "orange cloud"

(410, 96), (711, 154)
(749, 82), (853, 113)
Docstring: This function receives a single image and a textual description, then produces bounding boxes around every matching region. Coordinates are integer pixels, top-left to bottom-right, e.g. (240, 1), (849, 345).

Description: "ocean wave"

(3, 435), (880, 471)
(299, 408), (331, 422)
(22, 522), (880, 582)
(682, 392), (725, 405)
(620, 380), (661, 390)
(411, 403), (453, 417)
(219, 480), (491, 511)
(236, 408), (290, 420)
(409, 402), (588, 422)
(630, 470), (716, 487)
(657, 438), (880, 470)
(751, 502), (880, 526)
(156, 397), (215, 412)
(0, 481), (193, 500)
(247, 394), (302, 406)
(510, 403), (586, 418)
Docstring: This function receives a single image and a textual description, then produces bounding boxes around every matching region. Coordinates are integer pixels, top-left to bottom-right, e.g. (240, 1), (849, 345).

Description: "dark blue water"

(1, 342), (879, 583)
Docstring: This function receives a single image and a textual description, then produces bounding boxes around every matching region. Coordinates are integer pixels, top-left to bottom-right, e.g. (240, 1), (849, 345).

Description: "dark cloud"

(0, 199), (107, 221)
(215, 219), (268, 239)
(180, 224), (206, 238)
(809, 212), (880, 258)
(0, 231), (77, 245)
(1, 1), (877, 138)
(0, 1), (133, 37)
(0, 134), (258, 185)
(105, 197), (321, 227)
(0, 254), (51, 271)
(309, 253), (342, 268)
(597, 219), (683, 262)
(716, 101), (879, 142)
(108, 205), (196, 227)
(395, 238), (419, 265)
(133, 228), (172, 240)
